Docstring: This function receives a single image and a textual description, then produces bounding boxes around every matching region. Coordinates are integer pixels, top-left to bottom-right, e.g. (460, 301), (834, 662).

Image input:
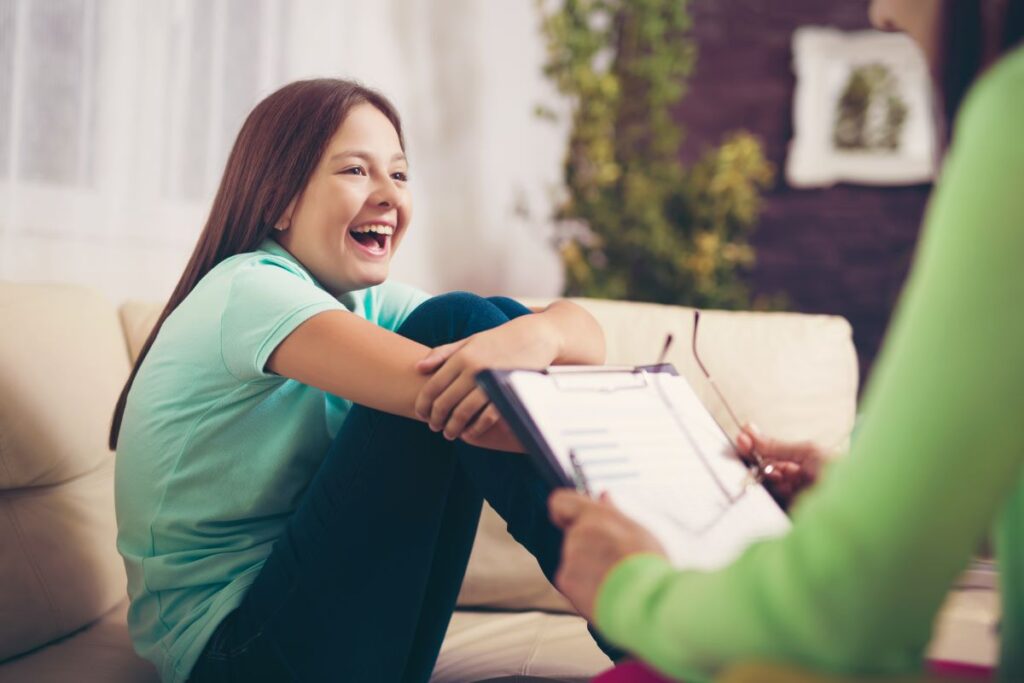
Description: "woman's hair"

(108, 79), (404, 449)
(936, 0), (1024, 141)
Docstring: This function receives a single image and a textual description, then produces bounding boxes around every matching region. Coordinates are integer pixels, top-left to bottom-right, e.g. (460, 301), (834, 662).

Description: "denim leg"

(429, 295), (564, 579)
(188, 401), (465, 682)
(399, 296), (573, 680)
(405, 294), (625, 676)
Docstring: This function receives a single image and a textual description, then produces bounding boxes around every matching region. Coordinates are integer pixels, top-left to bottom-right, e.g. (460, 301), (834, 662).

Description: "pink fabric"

(592, 661), (677, 683)
(595, 659), (995, 682)
(926, 659), (994, 679)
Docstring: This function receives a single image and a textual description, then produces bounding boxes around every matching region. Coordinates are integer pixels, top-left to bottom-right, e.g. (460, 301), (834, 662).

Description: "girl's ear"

(274, 197), (297, 231)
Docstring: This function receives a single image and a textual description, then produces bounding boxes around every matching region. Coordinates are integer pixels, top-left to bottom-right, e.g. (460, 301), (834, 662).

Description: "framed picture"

(786, 27), (937, 188)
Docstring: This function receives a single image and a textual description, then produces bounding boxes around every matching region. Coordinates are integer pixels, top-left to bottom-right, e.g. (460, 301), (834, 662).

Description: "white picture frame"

(786, 27), (937, 188)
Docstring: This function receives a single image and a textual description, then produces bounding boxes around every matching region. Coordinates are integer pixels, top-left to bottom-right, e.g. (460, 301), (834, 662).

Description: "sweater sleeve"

(594, 51), (1024, 682)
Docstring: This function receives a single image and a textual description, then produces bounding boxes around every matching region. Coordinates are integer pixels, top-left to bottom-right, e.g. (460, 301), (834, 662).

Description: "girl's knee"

(428, 291), (489, 311)
(485, 296), (531, 320)
(413, 292), (492, 322)
(399, 291), (511, 346)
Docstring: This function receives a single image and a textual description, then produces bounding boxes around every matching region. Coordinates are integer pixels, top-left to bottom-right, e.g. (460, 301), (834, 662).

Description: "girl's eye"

(391, 171), (409, 182)
(341, 166), (366, 176)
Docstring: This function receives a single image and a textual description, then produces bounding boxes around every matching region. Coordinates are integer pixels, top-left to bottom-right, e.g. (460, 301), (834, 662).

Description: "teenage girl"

(111, 79), (606, 682)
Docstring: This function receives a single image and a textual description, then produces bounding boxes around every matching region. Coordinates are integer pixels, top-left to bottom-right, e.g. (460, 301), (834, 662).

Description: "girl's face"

(276, 103), (410, 294)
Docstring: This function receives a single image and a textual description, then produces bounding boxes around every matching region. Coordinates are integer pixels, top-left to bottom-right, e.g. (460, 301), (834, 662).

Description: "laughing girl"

(111, 79), (605, 682)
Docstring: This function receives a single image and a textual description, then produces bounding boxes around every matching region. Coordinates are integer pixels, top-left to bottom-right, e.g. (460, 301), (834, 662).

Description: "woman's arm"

(564, 60), (1024, 680)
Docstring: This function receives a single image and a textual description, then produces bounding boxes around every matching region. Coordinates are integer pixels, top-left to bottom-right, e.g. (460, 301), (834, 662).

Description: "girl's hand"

(414, 315), (560, 442)
(548, 490), (667, 621)
(458, 412), (523, 453)
(736, 424), (824, 508)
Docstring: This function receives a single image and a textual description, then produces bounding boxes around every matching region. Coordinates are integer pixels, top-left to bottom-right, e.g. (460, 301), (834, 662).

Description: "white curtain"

(0, 0), (568, 303)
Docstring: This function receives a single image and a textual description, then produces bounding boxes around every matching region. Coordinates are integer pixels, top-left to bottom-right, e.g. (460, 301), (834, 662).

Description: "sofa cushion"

(432, 610), (611, 682)
(0, 282), (132, 660)
(0, 599), (157, 683)
(0, 598), (603, 683)
(117, 301), (161, 364)
(0, 283), (130, 488)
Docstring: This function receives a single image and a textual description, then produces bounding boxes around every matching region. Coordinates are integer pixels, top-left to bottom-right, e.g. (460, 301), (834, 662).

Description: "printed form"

(507, 369), (791, 571)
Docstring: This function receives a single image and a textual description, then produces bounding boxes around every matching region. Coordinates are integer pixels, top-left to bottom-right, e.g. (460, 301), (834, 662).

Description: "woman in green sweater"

(549, 0), (1024, 680)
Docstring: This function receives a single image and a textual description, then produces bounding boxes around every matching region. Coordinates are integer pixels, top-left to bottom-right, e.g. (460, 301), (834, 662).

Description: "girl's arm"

(266, 299), (603, 450)
(413, 299), (606, 440)
(530, 299), (607, 365)
(266, 309), (436, 421)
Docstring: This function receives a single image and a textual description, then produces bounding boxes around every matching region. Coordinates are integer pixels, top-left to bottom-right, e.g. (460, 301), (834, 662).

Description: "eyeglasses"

(567, 309), (776, 532)
(649, 311), (774, 507)
(689, 310), (776, 484)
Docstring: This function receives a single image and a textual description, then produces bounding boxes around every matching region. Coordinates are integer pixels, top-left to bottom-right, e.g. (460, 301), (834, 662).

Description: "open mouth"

(349, 223), (394, 256)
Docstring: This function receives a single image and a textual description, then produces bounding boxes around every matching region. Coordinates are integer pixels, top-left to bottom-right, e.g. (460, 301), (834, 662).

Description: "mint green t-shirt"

(595, 47), (1024, 681)
(115, 239), (429, 682)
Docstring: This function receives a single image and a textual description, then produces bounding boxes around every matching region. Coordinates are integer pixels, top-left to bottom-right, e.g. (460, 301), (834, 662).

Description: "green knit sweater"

(595, 46), (1024, 682)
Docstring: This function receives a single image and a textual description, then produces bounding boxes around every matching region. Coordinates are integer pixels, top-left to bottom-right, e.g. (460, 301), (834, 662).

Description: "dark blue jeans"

(187, 293), (588, 682)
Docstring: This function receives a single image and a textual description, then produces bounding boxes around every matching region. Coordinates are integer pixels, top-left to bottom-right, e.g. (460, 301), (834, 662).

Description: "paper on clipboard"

(500, 367), (791, 571)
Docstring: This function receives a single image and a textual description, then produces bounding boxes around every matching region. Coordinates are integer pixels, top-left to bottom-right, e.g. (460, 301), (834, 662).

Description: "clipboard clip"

(544, 365), (672, 393)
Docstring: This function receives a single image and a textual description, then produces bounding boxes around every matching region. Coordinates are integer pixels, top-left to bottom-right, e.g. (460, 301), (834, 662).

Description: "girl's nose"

(369, 176), (400, 208)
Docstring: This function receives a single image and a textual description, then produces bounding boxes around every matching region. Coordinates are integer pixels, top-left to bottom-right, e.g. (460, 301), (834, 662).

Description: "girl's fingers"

(442, 388), (490, 440)
(415, 357), (465, 420)
(415, 340), (467, 374)
(429, 378), (480, 432)
(466, 404), (501, 438)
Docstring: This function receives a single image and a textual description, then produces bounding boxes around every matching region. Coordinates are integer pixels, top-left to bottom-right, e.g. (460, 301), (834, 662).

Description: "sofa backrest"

(547, 297), (858, 449)
(0, 283), (132, 661)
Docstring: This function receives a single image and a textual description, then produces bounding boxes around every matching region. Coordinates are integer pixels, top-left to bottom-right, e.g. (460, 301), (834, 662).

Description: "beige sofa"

(0, 280), (992, 682)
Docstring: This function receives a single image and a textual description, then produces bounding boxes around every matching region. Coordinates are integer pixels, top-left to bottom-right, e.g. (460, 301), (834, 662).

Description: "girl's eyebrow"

(329, 150), (407, 164)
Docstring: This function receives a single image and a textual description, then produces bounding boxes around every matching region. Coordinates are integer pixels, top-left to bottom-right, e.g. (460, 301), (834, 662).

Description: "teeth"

(351, 224), (394, 236)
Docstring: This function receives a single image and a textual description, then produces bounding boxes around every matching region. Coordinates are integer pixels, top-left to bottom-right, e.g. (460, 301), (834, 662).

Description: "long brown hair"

(936, 0), (1024, 142)
(109, 79), (404, 449)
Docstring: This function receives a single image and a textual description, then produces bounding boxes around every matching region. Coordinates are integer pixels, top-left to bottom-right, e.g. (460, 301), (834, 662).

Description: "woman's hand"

(736, 424), (825, 508)
(414, 314), (560, 443)
(548, 490), (667, 621)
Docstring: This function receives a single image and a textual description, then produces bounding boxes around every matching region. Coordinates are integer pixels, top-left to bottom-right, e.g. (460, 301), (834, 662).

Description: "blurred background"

(0, 0), (933, 386)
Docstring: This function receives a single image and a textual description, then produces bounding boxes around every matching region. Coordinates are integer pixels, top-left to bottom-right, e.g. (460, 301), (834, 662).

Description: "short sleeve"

(368, 280), (431, 332)
(220, 256), (346, 381)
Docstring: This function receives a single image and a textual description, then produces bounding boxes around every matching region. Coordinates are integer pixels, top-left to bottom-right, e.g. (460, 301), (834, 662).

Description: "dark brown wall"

(677, 0), (932, 389)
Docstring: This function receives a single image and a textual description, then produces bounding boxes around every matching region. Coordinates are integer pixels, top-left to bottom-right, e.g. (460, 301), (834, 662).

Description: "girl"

(111, 79), (606, 682)
(551, 0), (1024, 680)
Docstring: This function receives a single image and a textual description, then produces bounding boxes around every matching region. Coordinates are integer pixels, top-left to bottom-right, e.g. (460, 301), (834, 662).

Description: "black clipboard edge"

(476, 364), (680, 491)
(476, 368), (571, 490)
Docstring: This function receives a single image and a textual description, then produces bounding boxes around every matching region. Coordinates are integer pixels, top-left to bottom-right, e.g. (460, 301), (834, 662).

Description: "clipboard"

(476, 364), (791, 571)
(477, 364), (677, 490)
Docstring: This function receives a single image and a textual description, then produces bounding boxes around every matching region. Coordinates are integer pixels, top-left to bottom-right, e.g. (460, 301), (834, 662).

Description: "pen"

(568, 449), (593, 498)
